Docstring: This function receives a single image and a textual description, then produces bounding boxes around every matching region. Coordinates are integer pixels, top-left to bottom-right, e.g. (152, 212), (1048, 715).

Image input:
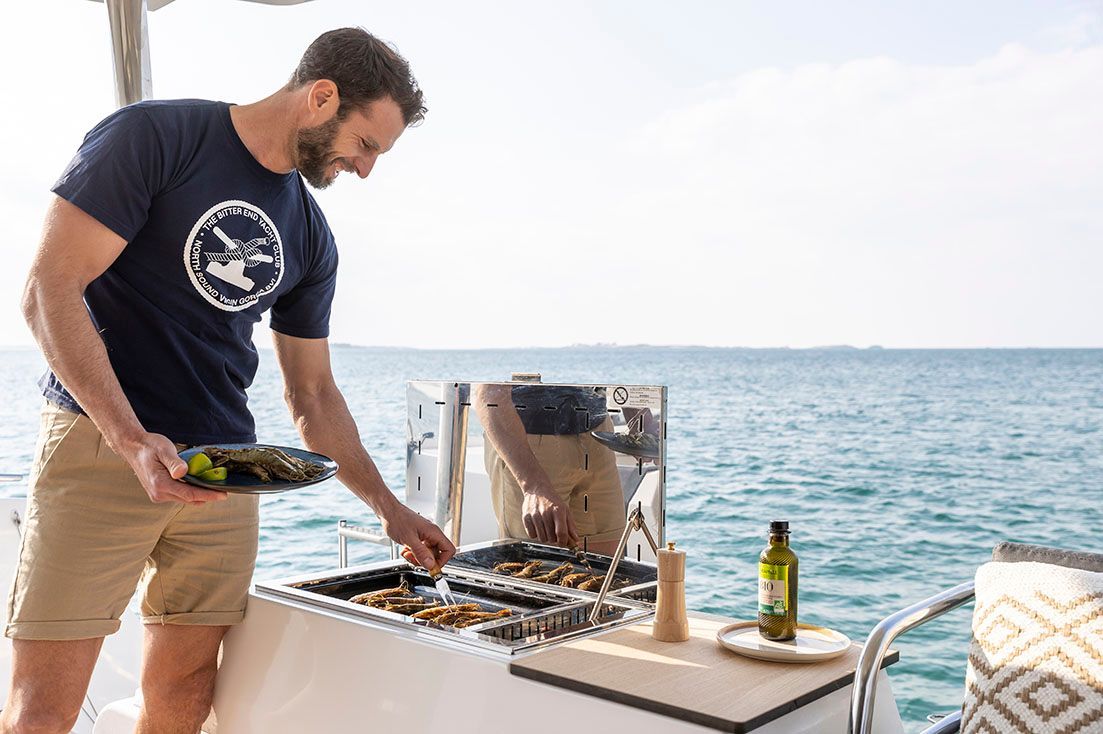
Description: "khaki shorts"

(5, 402), (259, 640)
(484, 422), (626, 547)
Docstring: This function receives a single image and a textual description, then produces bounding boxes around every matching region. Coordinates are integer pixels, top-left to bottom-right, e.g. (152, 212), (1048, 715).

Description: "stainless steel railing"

(848, 580), (975, 734)
(337, 519), (398, 567)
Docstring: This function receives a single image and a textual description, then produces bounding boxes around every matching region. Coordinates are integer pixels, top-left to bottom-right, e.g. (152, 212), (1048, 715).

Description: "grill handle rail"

(337, 519), (399, 567)
(848, 580), (975, 734)
(588, 505), (660, 622)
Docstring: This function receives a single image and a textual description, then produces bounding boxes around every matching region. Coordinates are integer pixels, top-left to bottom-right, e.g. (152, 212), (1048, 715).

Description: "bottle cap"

(769, 520), (789, 534)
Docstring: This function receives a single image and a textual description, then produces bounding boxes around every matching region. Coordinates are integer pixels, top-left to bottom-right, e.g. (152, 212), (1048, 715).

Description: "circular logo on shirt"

(183, 200), (284, 312)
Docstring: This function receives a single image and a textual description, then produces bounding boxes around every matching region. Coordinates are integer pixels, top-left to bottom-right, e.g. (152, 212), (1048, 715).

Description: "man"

(3, 28), (454, 734)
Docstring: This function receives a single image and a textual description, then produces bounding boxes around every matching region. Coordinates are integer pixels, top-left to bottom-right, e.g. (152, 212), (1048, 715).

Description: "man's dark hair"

(290, 28), (426, 126)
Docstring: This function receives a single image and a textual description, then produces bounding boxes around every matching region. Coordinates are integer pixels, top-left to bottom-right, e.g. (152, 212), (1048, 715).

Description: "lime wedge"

(187, 452), (213, 476)
(197, 467), (228, 482)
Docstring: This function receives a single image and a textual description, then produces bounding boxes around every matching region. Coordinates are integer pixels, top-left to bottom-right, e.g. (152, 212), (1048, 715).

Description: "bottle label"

(759, 563), (789, 616)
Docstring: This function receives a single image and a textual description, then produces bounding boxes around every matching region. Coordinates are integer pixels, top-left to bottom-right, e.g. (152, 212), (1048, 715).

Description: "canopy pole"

(105, 0), (152, 107)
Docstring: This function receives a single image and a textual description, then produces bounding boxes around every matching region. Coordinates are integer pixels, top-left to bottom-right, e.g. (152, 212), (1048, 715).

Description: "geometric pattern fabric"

(962, 561), (1103, 734)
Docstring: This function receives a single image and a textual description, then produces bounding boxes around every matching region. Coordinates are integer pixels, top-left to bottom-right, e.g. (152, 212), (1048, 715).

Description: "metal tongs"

(570, 544), (596, 575)
(588, 505), (660, 623)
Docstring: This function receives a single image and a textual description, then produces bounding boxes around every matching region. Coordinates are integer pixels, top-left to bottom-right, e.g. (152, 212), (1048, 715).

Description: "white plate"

(716, 621), (851, 663)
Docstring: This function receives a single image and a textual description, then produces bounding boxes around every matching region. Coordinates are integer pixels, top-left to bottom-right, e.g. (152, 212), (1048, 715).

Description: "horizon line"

(4, 343), (1100, 352)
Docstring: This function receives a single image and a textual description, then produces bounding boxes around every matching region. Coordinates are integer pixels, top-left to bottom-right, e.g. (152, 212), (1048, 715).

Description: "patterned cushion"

(992, 542), (1103, 573)
(962, 561), (1103, 734)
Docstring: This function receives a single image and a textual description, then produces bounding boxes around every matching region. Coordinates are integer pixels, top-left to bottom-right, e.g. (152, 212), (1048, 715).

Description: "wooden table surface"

(510, 612), (898, 733)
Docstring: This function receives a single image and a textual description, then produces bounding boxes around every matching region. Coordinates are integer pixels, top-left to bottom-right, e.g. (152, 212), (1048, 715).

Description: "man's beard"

(295, 116), (342, 190)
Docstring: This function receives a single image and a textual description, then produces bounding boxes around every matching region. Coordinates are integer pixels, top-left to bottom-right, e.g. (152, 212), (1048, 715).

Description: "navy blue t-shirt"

(42, 99), (339, 445)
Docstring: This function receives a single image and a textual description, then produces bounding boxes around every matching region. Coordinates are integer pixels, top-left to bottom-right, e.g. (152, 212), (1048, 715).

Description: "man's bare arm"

(474, 384), (579, 546)
(473, 385), (551, 492)
(21, 196), (225, 504)
(272, 331), (455, 569)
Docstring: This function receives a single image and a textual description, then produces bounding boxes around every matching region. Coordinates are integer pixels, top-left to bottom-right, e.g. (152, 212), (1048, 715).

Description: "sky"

(0, 0), (1099, 349)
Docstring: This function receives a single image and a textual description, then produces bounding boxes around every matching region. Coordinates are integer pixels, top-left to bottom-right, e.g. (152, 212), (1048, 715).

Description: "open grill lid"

(404, 379), (667, 564)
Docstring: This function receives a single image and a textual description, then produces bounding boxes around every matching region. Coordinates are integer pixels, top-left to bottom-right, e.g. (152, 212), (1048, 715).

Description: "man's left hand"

(380, 505), (457, 570)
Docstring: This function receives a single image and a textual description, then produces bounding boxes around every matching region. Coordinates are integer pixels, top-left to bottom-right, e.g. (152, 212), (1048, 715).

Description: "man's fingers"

(553, 510), (573, 547)
(151, 477), (225, 504)
(185, 486), (229, 503)
(408, 540), (437, 571)
(168, 460), (187, 480)
(436, 544), (456, 566)
(422, 524), (457, 564)
(523, 513), (538, 540)
(537, 511), (555, 544)
(529, 509), (547, 542)
(158, 444), (188, 480)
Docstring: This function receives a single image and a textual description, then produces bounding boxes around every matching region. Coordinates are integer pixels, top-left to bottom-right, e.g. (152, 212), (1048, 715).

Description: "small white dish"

(716, 621), (851, 663)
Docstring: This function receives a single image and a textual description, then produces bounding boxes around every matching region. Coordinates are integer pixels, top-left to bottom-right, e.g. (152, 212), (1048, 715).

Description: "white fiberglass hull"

(210, 592), (905, 734)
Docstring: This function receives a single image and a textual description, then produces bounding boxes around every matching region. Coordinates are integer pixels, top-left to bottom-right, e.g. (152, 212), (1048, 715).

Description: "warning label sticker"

(610, 385), (663, 411)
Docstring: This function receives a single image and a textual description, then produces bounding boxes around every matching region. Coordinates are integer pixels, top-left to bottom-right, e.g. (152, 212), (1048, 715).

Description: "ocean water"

(1, 346), (1100, 730)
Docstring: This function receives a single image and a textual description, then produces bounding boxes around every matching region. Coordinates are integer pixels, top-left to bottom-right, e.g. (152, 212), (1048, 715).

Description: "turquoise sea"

(1, 346), (1100, 730)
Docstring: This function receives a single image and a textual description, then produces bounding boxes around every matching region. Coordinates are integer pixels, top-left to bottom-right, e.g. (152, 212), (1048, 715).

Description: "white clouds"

(0, 3), (1099, 348)
(600, 43), (1103, 347)
(276, 39), (1103, 348)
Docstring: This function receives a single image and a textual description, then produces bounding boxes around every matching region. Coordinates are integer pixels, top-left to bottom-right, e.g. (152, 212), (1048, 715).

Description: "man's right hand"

(521, 488), (579, 548)
(122, 433), (228, 506)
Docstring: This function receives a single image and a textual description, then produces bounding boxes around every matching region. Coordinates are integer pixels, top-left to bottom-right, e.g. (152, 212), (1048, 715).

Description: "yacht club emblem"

(183, 200), (284, 311)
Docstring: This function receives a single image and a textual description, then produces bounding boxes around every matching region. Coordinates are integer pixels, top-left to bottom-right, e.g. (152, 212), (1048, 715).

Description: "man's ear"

(306, 79), (340, 123)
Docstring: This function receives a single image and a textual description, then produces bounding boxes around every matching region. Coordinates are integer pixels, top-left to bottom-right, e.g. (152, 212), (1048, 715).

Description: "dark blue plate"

(178, 443), (338, 494)
(590, 431), (662, 460)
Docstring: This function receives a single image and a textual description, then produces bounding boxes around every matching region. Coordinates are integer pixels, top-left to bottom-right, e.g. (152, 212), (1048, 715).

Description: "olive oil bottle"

(758, 520), (798, 641)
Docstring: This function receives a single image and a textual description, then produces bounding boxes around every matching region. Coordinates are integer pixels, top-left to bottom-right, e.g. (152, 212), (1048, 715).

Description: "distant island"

(328, 343), (895, 351)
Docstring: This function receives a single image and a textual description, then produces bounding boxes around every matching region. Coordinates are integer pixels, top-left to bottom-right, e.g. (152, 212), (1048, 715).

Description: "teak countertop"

(509, 613), (897, 733)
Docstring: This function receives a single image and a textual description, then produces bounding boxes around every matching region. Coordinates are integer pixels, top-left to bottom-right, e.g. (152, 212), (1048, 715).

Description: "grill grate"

(451, 542), (655, 582)
(258, 559), (654, 656)
(476, 603), (625, 642)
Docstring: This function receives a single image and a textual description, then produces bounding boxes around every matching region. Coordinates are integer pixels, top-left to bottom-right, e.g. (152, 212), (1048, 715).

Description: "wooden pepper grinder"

(653, 541), (689, 642)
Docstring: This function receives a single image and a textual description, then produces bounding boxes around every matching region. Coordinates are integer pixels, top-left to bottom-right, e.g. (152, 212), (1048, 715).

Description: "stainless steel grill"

(255, 559), (651, 657)
(253, 378), (666, 661)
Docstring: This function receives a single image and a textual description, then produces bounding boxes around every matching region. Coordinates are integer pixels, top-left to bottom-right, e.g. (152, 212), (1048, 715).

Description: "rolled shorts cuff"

(141, 610), (245, 627)
(5, 617), (122, 641)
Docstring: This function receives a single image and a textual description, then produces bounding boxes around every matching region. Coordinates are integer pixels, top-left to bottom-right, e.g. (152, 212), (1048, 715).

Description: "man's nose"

(354, 158), (374, 179)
